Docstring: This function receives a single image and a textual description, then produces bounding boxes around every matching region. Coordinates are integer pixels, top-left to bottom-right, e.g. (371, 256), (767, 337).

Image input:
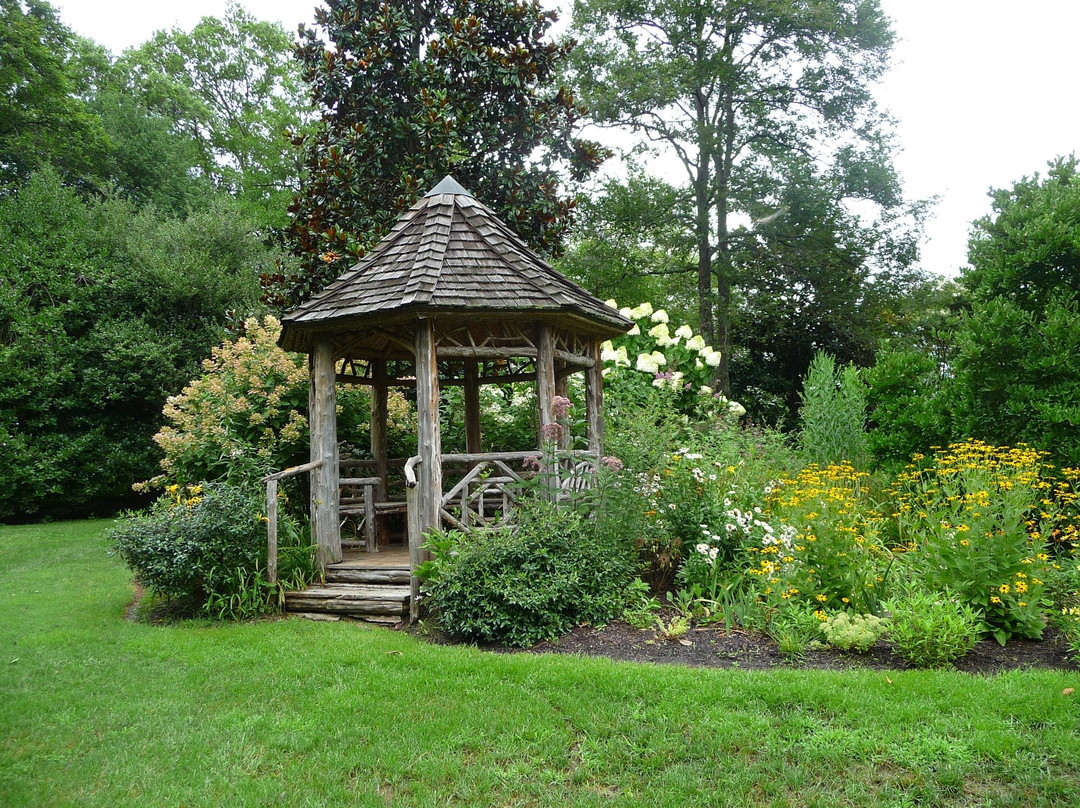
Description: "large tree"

(269, 0), (607, 308)
(950, 156), (1080, 464)
(118, 1), (309, 221)
(572, 0), (898, 394)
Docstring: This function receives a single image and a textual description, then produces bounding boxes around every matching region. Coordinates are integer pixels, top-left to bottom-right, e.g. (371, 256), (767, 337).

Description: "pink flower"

(540, 422), (563, 442)
(522, 454), (542, 471)
(551, 395), (572, 420)
(601, 456), (624, 472)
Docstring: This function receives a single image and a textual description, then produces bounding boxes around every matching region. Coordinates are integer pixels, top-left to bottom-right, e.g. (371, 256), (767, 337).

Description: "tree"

(269, 0), (608, 308)
(949, 156), (1080, 465)
(118, 1), (309, 221)
(0, 170), (272, 518)
(571, 0), (897, 394)
(556, 172), (697, 317)
(0, 0), (109, 188)
(729, 158), (928, 424)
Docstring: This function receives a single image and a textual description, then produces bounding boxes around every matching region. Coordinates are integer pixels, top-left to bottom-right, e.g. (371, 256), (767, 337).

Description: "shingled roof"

(278, 177), (632, 353)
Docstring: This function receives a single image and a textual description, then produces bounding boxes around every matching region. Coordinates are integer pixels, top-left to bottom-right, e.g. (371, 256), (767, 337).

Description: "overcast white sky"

(57, 0), (1080, 278)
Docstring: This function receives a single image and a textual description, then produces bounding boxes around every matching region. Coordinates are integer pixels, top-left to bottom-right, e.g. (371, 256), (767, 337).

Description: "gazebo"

(274, 177), (632, 619)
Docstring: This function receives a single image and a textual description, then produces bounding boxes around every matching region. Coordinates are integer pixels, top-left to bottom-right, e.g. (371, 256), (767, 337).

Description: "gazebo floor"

(284, 545), (412, 623)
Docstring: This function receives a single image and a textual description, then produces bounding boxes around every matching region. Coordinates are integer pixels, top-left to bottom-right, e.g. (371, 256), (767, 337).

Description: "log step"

(325, 566), (411, 585)
(284, 583), (410, 619)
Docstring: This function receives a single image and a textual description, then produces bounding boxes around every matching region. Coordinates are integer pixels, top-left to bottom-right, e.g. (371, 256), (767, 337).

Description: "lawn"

(2, 520), (1079, 807)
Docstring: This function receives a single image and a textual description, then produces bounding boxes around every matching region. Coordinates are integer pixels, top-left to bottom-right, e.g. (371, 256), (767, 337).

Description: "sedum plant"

(819, 612), (889, 652)
(885, 589), (981, 669)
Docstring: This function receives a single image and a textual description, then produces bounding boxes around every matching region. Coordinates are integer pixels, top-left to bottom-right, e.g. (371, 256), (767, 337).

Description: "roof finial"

(424, 176), (473, 197)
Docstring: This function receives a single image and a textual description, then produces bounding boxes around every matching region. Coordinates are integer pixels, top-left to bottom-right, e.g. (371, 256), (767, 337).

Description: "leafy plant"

(655, 613), (690, 641)
(891, 440), (1057, 642)
(819, 612), (889, 653)
(109, 480), (309, 614)
(798, 351), (869, 469)
(885, 589), (981, 669)
(418, 502), (636, 647)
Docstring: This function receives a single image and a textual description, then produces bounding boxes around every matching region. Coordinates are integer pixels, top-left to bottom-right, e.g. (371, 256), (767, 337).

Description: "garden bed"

(418, 618), (1080, 675)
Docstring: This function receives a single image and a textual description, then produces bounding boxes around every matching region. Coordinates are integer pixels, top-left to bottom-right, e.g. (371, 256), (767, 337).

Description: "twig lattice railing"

(261, 460), (323, 585)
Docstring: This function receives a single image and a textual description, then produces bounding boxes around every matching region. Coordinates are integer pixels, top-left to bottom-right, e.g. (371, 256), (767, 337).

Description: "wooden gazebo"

(275, 177), (631, 618)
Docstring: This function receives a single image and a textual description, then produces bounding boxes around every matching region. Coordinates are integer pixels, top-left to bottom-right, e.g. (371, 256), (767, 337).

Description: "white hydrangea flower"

(704, 349), (722, 367)
(647, 322), (670, 341)
(650, 308), (669, 324)
(636, 353), (660, 373)
(728, 400), (746, 417)
(605, 299), (619, 309)
(650, 351), (667, 367)
(686, 334), (706, 351)
(674, 324), (693, 339)
(699, 385), (714, 397)
(615, 346), (631, 367)
(627, 324), (640, 336)
(629, 302), (653, 319)
(619, 306), (633, 318)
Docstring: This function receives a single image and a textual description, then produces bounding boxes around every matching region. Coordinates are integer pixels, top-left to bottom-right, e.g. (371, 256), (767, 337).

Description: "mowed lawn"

(2, 521), (1079, 807)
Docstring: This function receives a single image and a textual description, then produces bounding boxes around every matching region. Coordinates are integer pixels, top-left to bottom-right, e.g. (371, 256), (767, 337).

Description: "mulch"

(416, 619), (1080, 675)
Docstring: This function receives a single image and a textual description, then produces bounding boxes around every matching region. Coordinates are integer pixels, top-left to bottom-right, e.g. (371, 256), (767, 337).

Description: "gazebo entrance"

(272, 177), (631, 621)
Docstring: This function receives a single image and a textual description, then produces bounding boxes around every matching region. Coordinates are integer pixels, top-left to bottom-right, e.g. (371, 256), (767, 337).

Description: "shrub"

(798, 351), (869, 469)
(819, 612), (889, 652)
(109, 480), (308, 614)
(885, 589), (980, 669)
(418, 502), (636, 647)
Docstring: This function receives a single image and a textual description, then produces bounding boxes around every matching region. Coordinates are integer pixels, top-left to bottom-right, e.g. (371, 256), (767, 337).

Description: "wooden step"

(284, 583), (410, 619)
(325, 566), (411, 585)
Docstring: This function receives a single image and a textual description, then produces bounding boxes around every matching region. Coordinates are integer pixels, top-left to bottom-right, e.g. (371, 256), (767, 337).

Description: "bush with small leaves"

(885, 589), (981, 668)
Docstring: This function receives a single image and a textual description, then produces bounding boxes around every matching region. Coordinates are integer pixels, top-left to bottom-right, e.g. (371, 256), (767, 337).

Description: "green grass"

(2, 521), (1079, 807)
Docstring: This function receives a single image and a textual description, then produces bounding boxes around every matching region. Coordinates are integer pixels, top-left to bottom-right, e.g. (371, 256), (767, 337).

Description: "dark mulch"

(414, 618), (1080, 675)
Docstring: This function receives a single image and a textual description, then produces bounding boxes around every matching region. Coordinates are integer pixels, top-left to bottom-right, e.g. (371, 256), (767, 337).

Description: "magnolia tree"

(600, 301), (746, 420)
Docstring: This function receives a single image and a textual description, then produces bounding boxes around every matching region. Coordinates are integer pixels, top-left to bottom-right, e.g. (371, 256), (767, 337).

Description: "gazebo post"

(585, 339), (605, 457)
(309, 335), (341, 569)
(554, 362), (570, 451)
(413, 318), (442, 549)
(370, 359), (389, 549)
(536, 324), (556, 439)
(464, 361), (482, 457)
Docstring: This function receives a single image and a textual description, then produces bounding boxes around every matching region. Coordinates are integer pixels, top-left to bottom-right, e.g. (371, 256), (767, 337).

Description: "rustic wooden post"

(310, 336), (341, 569)
(536, 324), (558, 493)
(585, 339), (605, 457)
(406, 463), (422, 622)
(414, 319), (442, 541)
(370, 358), (389, 547)
(266, 478), (278, 585)
(464, 361), (482, 457)
(554, 362), (570, 450)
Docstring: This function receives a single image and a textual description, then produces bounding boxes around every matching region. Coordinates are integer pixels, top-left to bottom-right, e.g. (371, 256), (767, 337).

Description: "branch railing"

(261, 460), (323, 585)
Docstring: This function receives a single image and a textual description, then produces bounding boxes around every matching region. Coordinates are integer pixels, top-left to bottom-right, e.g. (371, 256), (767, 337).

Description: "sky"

(56, 0), (1080, 278)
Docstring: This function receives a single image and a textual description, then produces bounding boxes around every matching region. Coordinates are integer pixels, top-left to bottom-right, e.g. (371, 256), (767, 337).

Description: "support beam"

(585, 339), (605, 457)
(310, 336), (341, 569)
(554, 362), (570, 450)
(536, 324), (556, 447)
(464, 361), (482, 457)
(414, 319), (443, 543)
(371, 359), (389, 549)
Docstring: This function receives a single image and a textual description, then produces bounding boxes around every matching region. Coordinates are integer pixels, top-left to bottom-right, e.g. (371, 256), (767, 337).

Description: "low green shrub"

(819, 612), (889, 652)
(418, 502), (637, 647)
(109, 480), (309, 615)
(885, 589), (981, 669)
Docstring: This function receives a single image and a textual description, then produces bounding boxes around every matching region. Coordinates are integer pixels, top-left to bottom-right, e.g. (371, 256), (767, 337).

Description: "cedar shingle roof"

(279, 178), (632, 353)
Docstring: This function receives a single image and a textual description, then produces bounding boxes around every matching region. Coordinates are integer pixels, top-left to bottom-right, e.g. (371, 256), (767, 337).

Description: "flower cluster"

(600, 300), (742, 419)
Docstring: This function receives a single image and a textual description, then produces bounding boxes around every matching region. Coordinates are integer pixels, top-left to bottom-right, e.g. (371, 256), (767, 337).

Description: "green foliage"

(0, 0), (109, 188)
(572, 0), (900, 394)
(798, 351), (869, 469)
(864, 349), (952, 470)
(819, 612), (889, 653)
(109, 481), (274, 607)
(117, 2), (308, 223)
(0, 170), (267, 518)
(891, 441), (1059, 643)
(885, 589), (981, 669)
(272, 0), (607, 308)
(418, 502), (636, 647)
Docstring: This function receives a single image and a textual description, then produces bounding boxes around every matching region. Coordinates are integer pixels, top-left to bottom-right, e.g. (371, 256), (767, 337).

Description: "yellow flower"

(990, 596), (1001, 604)
(999, 584), (1010, 594)
(815, 594), (827, 603)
